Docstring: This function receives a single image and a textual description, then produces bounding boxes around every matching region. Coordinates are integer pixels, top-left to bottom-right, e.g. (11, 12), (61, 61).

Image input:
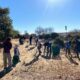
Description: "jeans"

(3, 51), (12, 68)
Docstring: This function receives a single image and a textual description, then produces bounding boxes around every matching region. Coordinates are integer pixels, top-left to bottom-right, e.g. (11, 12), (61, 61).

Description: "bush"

(53, 37), (65, 48)
(38, 32), (59, 40)
(51, 33), (59, 39)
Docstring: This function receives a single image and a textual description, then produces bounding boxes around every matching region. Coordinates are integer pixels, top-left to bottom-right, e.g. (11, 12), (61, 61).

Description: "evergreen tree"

(0, 8), (13, 41)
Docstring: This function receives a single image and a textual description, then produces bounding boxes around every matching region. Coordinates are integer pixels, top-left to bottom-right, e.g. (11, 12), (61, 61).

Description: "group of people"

(31, 36), (80, 60)
(0, 36), (38, 72)
(37, 39), (60, 59)
(0, 36), (80, 72)
(29, 36), (61, 58)
(0, 37), (20, 72)
(65, 38), (80, 60)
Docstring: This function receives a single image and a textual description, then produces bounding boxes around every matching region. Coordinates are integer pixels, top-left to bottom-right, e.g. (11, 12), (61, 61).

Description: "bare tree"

(35, 26), (44, 35)
(35, 26), (54, 35)
(44, 27), (54, 34)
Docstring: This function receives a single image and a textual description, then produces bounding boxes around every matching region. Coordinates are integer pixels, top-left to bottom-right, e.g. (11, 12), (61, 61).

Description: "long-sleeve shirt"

(3, 41), (12, 53)
(14, 47), (20, 56)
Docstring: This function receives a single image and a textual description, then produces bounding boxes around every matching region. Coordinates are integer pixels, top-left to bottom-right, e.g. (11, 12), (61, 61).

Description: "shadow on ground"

(0, 60), (20, 79)
(66, 55), (79, 65)
(25, 45), (29, 48)
(41, 55), (61, 60)
(41, 55), (51, 59)
(0, 68), (12, 79)
(28, 47), (35, 51)
(24, 53), (40, 66)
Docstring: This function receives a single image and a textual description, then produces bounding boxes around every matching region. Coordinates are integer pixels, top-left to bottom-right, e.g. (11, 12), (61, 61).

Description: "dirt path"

(0, 40), (80, 80)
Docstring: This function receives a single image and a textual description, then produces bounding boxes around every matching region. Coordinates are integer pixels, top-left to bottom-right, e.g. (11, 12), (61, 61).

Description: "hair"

(5, 37), (11, 42)
(4, 37), (11, 42)
(14, 44), (19, 48)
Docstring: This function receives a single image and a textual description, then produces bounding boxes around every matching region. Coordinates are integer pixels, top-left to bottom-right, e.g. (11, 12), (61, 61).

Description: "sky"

(0, 0), (80, 34)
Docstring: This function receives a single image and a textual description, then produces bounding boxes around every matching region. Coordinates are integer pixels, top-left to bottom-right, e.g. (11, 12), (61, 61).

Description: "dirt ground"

(0, 39), (80, 80)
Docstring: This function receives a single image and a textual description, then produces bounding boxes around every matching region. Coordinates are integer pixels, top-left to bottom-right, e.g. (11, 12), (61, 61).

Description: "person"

(19, 36), (24, 45)
(13, 45), (20, 67)
(37, 41), (42, 56)
(74, 38), (80, 60)
(65, 40), (72, 58)
(44, 40), (52, 58)
(3, 37), (12, 70)
(35, 37), (38, 46)
(44, 40), (49, 54)
(47, 42), (52, 58)
(29, 36), (32, 45)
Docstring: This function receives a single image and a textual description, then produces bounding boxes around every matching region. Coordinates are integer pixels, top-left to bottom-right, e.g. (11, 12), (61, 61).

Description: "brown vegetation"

(0, 40), (80, 80)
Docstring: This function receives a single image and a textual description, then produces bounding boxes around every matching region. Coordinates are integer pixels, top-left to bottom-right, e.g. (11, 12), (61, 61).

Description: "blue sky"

(0, 0), (80, 34)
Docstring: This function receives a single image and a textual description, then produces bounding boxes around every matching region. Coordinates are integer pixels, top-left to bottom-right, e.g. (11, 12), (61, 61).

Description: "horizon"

(0, 0), (80, 34)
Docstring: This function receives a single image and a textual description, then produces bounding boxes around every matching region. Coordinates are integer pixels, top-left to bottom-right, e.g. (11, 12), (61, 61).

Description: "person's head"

(6, 37), (11, 42)
(14, 44), (19, 48)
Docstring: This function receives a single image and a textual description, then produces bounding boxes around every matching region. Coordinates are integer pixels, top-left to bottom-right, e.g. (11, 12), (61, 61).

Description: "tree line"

(0, 8), (19, 41)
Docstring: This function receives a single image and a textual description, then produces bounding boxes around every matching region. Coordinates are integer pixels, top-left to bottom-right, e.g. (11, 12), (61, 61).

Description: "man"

(3, 37), (12, 70)
(44, 40), (52, 58)
(29, 36), (32, 45)
(74, 38), (80, 60)
(65, 40), (72, 58)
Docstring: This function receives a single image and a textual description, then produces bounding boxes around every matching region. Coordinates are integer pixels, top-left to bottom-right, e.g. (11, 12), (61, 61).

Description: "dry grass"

(0, 39), (80, 80)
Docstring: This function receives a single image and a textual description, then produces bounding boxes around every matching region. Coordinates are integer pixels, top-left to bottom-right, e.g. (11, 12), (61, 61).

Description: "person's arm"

(9, 42), (12, 50)
(0, 43), (2, 52)
(18, 49), (20, 55)
(0, 42), (4, 52)
(0, 42), (3, 48)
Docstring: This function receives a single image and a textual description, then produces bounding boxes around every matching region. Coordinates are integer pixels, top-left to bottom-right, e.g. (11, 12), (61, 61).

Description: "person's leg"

(44, 45), (46, 56)
(68, 49), (72, 58)
(31, 39), (32, 45)
(7, 53), (12, 68)
(65, 48), (68, 56)
(29, 39), (31, 45)
(30, 39), (32, 45)
(76, 51), (80, 60)
(68, 49), (70, 55)
(49, 46), (52, 58)
(3, 52), (7, 69)
(36, 41), (37, 46)
(39, 45), (42, 55)
(46, 46), (48, 57)
(50, 45), (52, 54)
(51, 47), (54, 59)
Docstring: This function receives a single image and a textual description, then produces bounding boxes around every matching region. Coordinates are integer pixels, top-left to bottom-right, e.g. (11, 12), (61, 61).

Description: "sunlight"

(47, 0), (66, 6)
(41, 0), (71, 12)
(48, 0), (62, 4)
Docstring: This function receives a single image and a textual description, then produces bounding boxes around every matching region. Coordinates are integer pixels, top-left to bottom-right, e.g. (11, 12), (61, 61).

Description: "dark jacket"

(3, 41), (12, 53)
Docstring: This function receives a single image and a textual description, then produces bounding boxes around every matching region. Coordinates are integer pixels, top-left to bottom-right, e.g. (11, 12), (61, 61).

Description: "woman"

(13, 45), (20, 66)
